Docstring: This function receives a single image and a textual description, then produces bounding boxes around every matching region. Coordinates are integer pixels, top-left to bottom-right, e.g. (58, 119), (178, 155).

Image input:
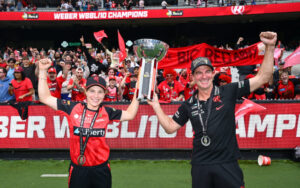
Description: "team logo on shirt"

(213, 95), (222, 103)
(73, 126), (105, 137)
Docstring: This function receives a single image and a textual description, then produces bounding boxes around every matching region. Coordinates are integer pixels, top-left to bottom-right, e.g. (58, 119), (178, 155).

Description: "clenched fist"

(38, 58), (52, 71)
(259, 32), (277, 47)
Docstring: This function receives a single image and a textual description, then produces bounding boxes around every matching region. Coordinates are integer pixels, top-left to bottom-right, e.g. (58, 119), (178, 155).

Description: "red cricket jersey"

(47, 76), (65, 99)
(68, 78), (87, 101)
(277, 80), (295, 99)
(105, 86), (118, 102)
(157, 80), (184, 101)
(57, 99), (122, 166)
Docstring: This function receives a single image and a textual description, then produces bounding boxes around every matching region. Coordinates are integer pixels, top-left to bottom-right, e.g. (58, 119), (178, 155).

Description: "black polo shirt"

(173, 80), (250, 165)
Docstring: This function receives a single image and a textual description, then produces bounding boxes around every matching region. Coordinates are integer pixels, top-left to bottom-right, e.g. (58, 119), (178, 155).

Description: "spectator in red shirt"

(67, 67), (87, 101)
(244, 68), (266, 100)
(105, 76), (121, 102)
(0, 56), (7, 69)
(8, 66), (34, 102)
(120, 72), (137, 101)
(47, 65), (69, 99)
(275, 70), (300, 99)
(183, 70), (197, 100)
(157, 69), (184, 102)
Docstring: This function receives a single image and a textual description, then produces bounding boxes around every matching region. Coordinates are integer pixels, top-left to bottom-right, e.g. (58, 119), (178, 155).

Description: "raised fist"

(259, 32), (277, 46)
(38, 58), (52, 71)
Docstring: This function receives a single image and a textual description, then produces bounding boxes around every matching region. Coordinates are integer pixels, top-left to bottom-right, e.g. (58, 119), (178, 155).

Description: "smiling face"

(280, 71), (289, 85)
(86, 86), (106, 110)
(192, 65), (215, 91)
(108, 69), (115, 76)
(14, 72), (22, 80)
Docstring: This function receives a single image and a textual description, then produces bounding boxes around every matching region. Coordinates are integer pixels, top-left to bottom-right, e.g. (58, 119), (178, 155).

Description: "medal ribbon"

(79, 105), (100, 161)
(197, 87), (214, 137)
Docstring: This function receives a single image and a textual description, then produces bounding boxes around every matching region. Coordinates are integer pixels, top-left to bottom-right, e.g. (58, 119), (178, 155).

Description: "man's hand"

(38, 58), (52, 71)
(147, 92), (160, 109)
(80, 35), (84, 45)
(237, 37), (244, 43)
(260, 32), (277, 47)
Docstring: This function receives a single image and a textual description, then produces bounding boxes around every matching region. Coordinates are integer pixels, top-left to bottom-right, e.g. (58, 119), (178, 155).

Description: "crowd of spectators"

(0, 37), (299, 104)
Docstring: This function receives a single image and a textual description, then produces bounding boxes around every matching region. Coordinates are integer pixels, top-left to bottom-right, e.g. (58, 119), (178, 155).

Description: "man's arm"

(147, 93), (181, 134)
(38, 59), (58, 111)
(249, 32), (277, 93)
(80, 36), (94, 64)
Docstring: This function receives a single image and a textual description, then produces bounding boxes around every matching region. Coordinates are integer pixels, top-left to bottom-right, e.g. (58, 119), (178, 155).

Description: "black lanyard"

(196, 86), (214, 136)
(79, 105), (100, 157)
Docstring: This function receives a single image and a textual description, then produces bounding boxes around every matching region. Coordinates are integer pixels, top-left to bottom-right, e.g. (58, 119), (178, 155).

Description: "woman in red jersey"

(38, 58), (139, 188)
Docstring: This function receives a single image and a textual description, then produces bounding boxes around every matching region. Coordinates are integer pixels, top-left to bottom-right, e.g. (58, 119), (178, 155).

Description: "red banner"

(0, 103), (300, 149)
(0, 3), (299, 21)
(93, 30), (107, 43)
(158, 43), (264, 69)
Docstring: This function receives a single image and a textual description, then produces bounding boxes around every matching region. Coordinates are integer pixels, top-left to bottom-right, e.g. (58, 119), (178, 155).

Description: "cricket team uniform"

(157, 80), (184, 101)
(172, 80), (250, 188)
(276, 79), (300, 99)
(57, 99), (122, 188)
(47, 76), (65, 99)
(104, 86), (118, 102)
(68, 78), (87, 101)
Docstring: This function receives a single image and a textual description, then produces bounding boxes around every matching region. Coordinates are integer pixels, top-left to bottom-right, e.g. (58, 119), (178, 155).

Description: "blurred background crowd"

(0, 34), (299, 104)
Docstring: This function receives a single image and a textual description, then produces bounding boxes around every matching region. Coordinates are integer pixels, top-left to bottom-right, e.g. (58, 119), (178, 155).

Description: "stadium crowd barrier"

(0, 100), (299, 150)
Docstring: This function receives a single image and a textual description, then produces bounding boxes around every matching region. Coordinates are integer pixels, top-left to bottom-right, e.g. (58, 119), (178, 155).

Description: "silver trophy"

(133, 39), (169, 101)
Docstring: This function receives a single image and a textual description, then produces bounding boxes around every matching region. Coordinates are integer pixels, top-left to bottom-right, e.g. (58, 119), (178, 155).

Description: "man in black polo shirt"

(148, 32), (277, 188)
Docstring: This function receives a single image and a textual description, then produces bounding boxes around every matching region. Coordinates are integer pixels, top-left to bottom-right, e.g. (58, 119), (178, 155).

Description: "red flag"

(284, 46), (300, 68)
(235, 98), (266, 121)
(118, 30), (127, 63)
(93, 30), (107, 43)
(274, 48), (284, 66)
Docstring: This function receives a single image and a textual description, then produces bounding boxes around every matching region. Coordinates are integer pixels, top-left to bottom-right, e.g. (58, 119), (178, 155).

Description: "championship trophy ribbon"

(133, 39), (169, 101)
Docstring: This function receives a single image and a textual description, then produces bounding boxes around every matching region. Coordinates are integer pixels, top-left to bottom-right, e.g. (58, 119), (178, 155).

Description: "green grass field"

(0, 160), (299, 188)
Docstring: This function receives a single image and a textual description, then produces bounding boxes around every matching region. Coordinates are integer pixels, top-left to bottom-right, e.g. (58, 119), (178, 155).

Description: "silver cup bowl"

(133, 39), (169, 61)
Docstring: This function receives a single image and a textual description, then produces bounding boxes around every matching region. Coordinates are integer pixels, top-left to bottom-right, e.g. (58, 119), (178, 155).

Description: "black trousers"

(69, 161), (111, 188)
(191, 161), (245, 188)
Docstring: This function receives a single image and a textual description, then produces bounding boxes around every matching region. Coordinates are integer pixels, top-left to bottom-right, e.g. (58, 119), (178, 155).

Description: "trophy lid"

(133, 39), (169, 61)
